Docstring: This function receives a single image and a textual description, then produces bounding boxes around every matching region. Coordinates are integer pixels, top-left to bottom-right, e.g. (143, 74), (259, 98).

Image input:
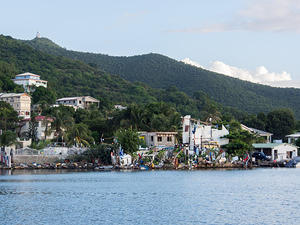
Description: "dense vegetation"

(24, 37), (300, 118)
(0, 35), (231, 120)
(0, 35), (298, 154)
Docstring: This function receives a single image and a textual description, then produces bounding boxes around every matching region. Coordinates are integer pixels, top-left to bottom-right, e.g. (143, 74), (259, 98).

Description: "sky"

(2, 0), (300, 87)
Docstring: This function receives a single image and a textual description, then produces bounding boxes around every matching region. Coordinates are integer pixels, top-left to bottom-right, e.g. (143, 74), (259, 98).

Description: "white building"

(56, 96), (99, 110)
(253, 143), (298, 161)
(182, 115), (229, 150)
(241, 124), (273, 143)
(13, 72), (47, 92)
(286, 132), (300, 144)
(139, 131), (177, 148)
(114, 105), (127, 110)
(0, 93), (31, 119)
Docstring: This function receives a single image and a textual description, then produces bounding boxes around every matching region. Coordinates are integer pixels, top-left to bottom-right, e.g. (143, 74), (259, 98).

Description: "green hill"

(23, 37), (300, 118)
(0, 35), (230, 121)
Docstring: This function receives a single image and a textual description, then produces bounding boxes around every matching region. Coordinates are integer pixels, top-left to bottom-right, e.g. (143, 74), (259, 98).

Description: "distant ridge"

(23, 37), (300, 118)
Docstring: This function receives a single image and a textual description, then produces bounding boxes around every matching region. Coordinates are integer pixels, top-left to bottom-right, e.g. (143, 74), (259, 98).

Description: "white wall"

(182, 115), (229, 149)
(273, 144), (298, 161)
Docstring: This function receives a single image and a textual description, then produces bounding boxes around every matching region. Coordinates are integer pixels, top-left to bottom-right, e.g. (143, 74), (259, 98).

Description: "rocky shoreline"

(1, 161), (274, 171)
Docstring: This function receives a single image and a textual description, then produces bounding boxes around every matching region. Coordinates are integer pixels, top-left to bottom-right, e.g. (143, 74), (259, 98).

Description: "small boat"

(140, 165), (149, 170)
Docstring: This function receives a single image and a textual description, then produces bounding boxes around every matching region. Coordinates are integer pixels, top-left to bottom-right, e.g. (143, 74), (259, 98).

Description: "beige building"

(139, 131), (178, 148)
(56, 96), (99, 109)
(0, 93), (31, 119)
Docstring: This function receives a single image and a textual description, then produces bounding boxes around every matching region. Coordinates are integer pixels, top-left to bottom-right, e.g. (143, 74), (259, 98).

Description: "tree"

(67, 123), (94, 147)
(223, 120), (261, 157)
(32, 86), (56, 104)
(0, 101), (19, 131)
(0, 130), (17, 148)
(23, 118), (38, 143)
(50, 107), (74, 142)
(115, 128), (139, 155)
(266, 109), (295, 140)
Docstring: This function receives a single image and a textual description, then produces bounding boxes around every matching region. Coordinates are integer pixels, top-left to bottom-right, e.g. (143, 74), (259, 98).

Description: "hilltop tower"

(36, 32), (41, 38)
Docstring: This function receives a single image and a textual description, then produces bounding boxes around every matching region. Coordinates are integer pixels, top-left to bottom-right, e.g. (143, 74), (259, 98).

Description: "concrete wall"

(13, 155), (61, 164)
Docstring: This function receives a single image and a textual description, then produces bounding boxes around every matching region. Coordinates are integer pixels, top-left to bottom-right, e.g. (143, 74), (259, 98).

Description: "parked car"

(252, 152), (270, 161)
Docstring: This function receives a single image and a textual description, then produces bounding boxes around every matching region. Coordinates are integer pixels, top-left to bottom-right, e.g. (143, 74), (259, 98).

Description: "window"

(167, 136), (172, 142)
(185, 125), (189, 132)
(151, 136), (154, 142)
(157, 136), (162, 142)
(79, 101), (82, 104)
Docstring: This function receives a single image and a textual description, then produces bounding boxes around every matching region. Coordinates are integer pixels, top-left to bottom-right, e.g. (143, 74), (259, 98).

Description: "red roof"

(35, 116), (54, 122)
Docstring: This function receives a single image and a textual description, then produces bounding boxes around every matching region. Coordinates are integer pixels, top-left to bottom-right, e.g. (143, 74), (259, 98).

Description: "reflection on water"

(1, 169), (300, 225)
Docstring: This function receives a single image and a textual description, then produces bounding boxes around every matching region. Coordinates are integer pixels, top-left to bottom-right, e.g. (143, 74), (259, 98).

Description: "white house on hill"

(55, 96), (99, 110)
(13, 72), (47, 92)
(286, 132), (300, 144)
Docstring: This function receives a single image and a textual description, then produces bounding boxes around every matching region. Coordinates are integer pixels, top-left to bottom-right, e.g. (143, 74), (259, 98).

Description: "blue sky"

(2, 0), (300, 87)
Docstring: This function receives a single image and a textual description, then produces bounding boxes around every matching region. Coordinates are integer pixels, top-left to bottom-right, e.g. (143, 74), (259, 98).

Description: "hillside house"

(253, 143), (298, 161)
(0, 93), (31, 119)
(241, 124), (273, 143)
(286, 132), (300, 144)
(13, 72), (47, 92)
(56, 96), (99, 110)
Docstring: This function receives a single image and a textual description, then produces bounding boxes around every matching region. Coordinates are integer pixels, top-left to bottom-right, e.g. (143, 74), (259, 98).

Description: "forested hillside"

(24, 37), (300, 118)
(0, 35), (234, 121)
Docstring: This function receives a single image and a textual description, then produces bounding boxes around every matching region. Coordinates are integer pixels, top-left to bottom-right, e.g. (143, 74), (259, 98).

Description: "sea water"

(1, 169), (300, 225)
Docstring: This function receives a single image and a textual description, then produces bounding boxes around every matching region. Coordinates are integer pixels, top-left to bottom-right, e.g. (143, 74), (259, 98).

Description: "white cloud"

(209, 61), (291, 83)
(181, 58), (292, 85)
(181, 58), (204, 69)
(169, 0), (300, 33)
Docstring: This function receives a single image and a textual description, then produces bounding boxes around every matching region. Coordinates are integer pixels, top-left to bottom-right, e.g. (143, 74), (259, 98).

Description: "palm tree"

(52, 110), (74, 143)
(41, 117), (54, 141)
(66, 123), (93, 147)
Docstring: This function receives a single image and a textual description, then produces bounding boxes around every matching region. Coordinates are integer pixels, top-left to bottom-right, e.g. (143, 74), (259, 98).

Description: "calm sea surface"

(0, 168), (300, 225)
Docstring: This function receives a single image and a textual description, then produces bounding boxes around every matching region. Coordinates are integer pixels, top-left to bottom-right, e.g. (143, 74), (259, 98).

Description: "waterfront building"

(252, 143), (298, 161)
(55, 96), (100, 110)
(182, 115), (229, 151)
(0, 93), (31, 119)
(139, 131), (178, 148)
(241, 124), (273, 143)
(13, 72), (47, 92)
